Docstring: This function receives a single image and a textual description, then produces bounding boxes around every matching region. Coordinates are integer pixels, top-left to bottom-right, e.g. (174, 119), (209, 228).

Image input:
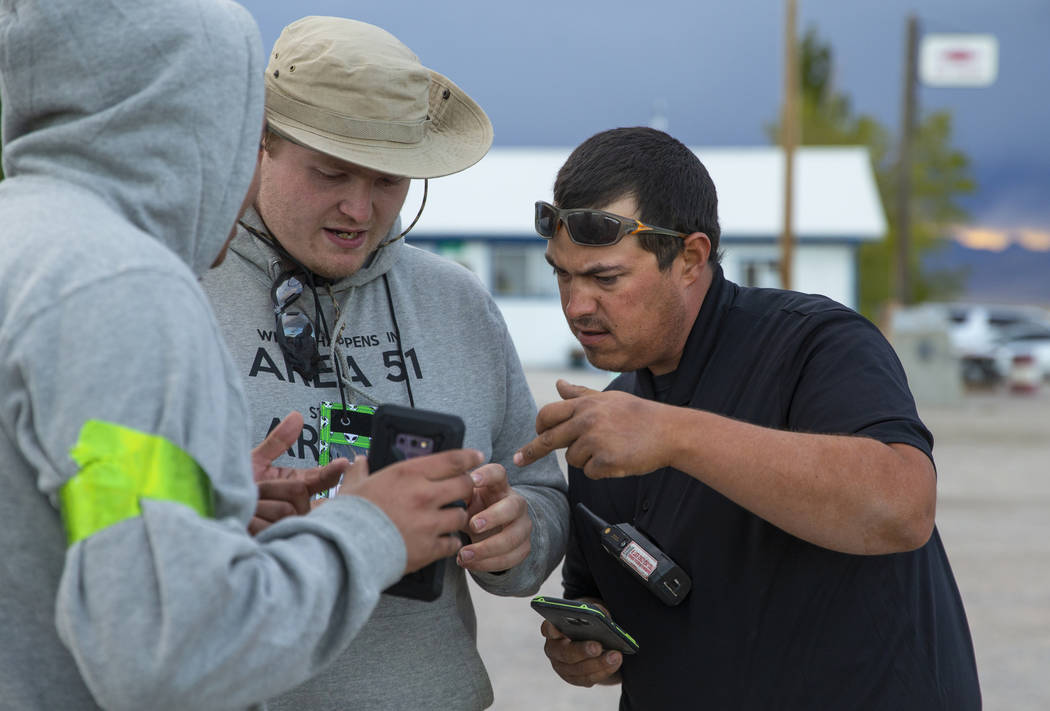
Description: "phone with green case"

(531, 595), (639, 654)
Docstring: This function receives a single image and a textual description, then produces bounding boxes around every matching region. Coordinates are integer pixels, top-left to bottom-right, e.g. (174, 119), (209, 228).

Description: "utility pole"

(894, 15), (919, 306)
(779, 0), (799, 291)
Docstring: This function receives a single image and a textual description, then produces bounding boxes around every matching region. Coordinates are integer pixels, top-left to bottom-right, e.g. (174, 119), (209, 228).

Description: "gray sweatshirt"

(201, 209), (569, 709)
(0, 2), (420, 709)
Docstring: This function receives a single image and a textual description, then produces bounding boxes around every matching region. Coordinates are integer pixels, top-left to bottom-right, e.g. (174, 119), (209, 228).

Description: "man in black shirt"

(515, 127), (980, 710)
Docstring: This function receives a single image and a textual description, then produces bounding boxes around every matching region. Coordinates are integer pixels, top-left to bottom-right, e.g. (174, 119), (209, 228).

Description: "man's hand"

(340, 448), (482, 575)
(249, 411), (351, 535)
(514, 379), (670, 479)
(540, 602), (623, 687)
(455, 463), (532, 573)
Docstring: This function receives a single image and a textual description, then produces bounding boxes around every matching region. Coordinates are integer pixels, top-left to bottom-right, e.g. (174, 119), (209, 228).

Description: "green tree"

(768, 28), (975, 320)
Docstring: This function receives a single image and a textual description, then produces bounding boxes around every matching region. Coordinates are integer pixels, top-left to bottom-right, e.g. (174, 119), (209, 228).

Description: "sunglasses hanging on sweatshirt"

(270, 269), (322, 381)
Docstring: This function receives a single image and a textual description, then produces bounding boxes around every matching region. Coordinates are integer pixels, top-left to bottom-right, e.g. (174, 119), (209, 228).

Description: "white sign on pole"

(920, 34), (998, 87)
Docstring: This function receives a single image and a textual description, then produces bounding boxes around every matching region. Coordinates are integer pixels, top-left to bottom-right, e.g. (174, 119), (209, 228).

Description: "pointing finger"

(252, 411), (303, 475)
(514, 422), (577, 467)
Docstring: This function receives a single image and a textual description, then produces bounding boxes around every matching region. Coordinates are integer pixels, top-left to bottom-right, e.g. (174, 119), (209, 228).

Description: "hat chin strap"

(386, 178), (429, 246)
(246, 177), (427, 274)
(360, 178), (428, 271)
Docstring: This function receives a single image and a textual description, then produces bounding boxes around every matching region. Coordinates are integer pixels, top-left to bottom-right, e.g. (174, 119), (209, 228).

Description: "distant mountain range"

(922, 241), (1050, 306)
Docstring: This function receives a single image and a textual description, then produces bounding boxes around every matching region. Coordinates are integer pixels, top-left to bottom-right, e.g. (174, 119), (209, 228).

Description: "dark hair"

(553, 127), (721, 270)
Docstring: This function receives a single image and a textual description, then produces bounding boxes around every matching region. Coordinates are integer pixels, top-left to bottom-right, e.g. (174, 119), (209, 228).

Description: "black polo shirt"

(563, 266), (980, 710)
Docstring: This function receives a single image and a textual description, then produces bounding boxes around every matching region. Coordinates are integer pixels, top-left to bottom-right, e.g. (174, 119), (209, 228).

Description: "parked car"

(894, 303), (1050, 386)
(943, 303), (1050, 385)
(993, 323), (1050, 383)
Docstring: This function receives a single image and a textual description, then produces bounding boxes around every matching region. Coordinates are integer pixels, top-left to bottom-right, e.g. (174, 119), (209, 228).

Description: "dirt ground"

(469, 370), (1050, 710)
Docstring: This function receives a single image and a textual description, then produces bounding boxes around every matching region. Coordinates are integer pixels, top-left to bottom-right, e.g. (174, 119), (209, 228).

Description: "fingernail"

(513, 451), (524, 465)
(606, 651), (621, 665)
(472, 518), (486, 532)
(459, 549), (475, 562)
(586, 642), (601, 657)
(471, 472), (483, 485)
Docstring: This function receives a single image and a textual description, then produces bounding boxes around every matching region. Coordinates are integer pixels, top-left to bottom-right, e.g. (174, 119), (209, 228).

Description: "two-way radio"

(576, 502), (691, 606)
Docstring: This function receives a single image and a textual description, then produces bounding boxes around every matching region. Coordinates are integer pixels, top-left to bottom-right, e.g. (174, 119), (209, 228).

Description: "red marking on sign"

(620, 542), (657, 580)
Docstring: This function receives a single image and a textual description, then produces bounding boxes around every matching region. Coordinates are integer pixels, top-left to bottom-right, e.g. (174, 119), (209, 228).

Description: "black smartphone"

(531, 595), (639, 654)
(369, 403), (466, 602)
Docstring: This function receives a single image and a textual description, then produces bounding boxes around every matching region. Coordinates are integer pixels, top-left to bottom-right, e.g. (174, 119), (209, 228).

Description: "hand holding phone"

(532, 596), (639, 654)
(369, 404), (467, 602)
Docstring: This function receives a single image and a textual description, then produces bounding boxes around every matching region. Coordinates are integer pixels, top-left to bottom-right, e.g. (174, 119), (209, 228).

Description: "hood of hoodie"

(0, 0), (264, 276)
(233, 206), (405, 291)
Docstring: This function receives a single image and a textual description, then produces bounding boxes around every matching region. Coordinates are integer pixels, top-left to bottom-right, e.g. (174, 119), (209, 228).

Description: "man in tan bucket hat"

(202, 16), (568, 710)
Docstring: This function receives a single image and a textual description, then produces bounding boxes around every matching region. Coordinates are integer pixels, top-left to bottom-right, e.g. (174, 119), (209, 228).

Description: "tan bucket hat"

(264, 16), (494, 179)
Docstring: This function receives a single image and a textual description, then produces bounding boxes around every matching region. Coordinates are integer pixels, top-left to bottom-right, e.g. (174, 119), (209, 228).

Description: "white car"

(894, 303), (1050, 385)
(993, 323), (1050, 383)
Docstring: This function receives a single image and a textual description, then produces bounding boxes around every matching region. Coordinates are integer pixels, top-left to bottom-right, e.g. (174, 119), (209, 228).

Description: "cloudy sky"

(246, 0), (1049, 249)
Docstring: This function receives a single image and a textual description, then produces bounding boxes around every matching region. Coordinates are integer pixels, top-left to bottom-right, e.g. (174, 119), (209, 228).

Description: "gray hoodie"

(201, 210), (569, 709)
(0, 2), (414, 709)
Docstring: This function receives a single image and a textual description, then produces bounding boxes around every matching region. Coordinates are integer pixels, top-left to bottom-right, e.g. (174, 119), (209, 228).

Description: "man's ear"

(679, 232), (711, 283)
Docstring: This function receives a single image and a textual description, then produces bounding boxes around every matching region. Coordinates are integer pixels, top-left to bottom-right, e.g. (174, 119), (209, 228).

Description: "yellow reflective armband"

(60, 420), (214, 545)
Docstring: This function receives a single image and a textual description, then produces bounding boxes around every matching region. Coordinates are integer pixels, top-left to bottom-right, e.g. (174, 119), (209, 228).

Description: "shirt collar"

(636, 263), (733, 406)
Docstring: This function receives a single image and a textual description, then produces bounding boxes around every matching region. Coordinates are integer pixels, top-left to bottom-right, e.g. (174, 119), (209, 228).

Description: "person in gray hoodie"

(201, 16), (569, 711)
(0, 1), (484, 709)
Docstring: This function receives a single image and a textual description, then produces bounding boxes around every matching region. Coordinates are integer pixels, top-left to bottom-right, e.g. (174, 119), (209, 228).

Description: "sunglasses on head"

(271, 269), (321, 380)
(534, 200), (689, 247)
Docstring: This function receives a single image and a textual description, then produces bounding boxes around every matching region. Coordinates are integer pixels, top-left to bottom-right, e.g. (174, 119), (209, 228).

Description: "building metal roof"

(401, 145), (887, 241)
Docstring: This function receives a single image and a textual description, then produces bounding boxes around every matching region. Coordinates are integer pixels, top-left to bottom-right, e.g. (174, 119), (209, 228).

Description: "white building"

(400, 146), (887, 368)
